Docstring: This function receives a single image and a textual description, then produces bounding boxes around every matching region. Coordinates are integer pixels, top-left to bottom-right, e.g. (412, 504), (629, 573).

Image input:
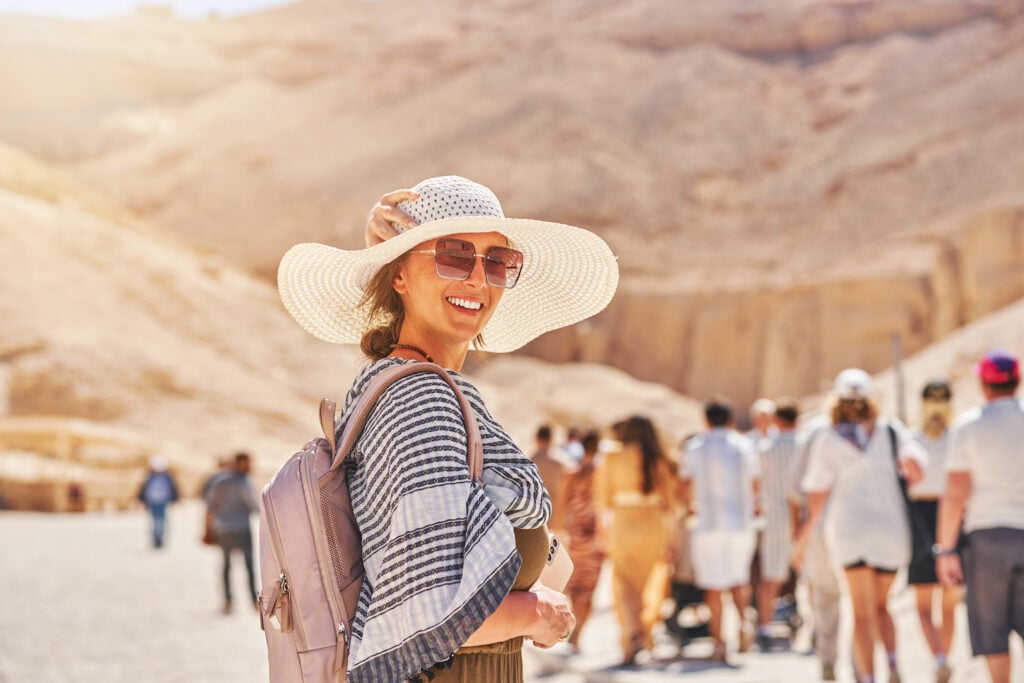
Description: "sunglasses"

(410, 238), (524, 289)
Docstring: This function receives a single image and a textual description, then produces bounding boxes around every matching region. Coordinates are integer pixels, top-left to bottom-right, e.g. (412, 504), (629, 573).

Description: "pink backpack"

(258, 362), (482, 682)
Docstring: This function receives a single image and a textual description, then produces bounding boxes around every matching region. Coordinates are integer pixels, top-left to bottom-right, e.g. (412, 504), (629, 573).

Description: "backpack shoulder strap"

(324, 362), (483, 485)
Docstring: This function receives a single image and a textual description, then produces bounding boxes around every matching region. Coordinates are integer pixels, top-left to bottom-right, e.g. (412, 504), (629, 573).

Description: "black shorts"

(908, 499), (938, 585)
(964, 527), (1024, 656)
(907, 499), (964, 585)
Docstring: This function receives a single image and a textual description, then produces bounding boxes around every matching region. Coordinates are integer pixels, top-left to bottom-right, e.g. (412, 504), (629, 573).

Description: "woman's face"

(392, 231), (508, 348)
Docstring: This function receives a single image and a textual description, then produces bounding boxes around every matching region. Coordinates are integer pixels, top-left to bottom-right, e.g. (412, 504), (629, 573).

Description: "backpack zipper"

(262, 484), (307, 649)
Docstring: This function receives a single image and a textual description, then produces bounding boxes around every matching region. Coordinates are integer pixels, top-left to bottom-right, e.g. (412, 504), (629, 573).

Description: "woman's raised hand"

(364, 189), (420, 246)
(527, 583), (576, 649)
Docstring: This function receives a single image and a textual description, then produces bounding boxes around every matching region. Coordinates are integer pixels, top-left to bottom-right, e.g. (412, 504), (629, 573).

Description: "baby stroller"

(663, 511), (711, 648)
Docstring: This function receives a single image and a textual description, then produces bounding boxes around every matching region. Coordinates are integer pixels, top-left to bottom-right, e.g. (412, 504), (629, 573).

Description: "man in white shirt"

(679, 398), (761, 661)
(937, 350), (1024, 683)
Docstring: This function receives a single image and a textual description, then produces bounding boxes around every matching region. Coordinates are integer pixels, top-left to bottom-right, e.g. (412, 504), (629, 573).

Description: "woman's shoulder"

(348, 358), (472, 399)
(344, 359), (468, 423)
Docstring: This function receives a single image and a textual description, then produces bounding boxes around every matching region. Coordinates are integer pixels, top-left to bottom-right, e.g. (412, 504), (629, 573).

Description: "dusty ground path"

(2, 502), (1020, 682)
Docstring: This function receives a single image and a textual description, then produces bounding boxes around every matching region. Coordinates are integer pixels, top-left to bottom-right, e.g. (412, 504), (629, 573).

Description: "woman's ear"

(392, 266), (408, 295)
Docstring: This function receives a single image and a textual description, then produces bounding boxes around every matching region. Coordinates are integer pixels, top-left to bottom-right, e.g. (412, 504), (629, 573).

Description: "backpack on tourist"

(258, 362), (483, 682)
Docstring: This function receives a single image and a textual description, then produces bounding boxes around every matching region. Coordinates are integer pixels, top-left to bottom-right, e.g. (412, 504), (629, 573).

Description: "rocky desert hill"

(0, 139), (703, 489)
(3, 0), (1024, 408)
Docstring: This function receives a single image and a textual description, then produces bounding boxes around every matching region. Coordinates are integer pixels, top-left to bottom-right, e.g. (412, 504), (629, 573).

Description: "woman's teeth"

(447, 297), (482, 311)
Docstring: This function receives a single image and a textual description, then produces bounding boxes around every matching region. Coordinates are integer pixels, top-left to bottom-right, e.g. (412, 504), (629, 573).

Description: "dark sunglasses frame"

(411, 238), (524, 289)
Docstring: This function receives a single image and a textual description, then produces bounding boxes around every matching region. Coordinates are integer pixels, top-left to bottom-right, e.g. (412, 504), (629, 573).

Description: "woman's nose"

(463, 255), (488, 287)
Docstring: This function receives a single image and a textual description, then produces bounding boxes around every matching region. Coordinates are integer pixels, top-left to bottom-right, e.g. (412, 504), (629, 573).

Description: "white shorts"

(691, 529), (756, 590)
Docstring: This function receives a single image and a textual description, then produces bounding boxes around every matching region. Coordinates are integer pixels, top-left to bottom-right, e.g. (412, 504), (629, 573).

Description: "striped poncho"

(339, 358), (550, 682)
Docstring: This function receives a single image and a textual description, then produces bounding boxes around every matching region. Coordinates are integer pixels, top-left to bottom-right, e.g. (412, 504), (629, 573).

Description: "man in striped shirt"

(754, 401), (801, 649)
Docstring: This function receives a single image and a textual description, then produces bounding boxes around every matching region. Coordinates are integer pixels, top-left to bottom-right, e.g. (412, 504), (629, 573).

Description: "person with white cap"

(746, 397), (778, 447)
(795, 368), (926, 683)
(137, 455), (179, 549)
(937, 350), (1024, 683)
(278, 176), (618, 682)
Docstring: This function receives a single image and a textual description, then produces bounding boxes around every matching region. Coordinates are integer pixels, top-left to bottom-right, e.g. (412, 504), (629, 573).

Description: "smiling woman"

(274, 175), (619, 682)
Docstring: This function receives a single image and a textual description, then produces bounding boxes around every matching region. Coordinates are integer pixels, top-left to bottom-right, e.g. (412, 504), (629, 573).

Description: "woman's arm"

(791, 490), (829, 570)
(461, 583), (574, 649)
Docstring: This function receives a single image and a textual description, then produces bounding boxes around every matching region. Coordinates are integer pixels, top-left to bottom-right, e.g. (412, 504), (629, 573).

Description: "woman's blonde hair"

(830, 397), (878, 425)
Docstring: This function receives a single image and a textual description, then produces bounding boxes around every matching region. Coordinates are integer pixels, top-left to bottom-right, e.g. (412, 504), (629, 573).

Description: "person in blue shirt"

(138, 455), (180, 549)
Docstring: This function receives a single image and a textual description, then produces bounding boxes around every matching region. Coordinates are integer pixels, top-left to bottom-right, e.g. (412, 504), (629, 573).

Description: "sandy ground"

(1, 501), (1021, 683)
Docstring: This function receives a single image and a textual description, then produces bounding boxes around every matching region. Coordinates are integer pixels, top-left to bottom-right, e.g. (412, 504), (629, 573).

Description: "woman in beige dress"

(595, 415), (677, 665)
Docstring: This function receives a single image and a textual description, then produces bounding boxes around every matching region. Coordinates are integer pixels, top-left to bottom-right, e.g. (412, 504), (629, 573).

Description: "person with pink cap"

(937, 350), (1024, 683)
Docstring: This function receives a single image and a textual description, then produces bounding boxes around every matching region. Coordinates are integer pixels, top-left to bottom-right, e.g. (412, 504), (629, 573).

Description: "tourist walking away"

(937, 350), (1024, 683)
(557, 430), (605, 652)
(137, 455), (179, 549)
(908, 380), (962, 683)
(797, 368), (926, 683)
(276, 175), (617, 681)
(206, 451), (260, 613)
(793, 412), (842, 681)
(678, 398), (760, 662)
(595, 415), (677, 666)
(531, 424), (568, 536)
(754, 399), (801, 650)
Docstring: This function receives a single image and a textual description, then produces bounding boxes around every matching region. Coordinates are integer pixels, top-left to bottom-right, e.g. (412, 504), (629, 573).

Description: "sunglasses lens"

(430, 239), (524, 288)
(433, 239), (475, 281)
(484, 247), (523, 289)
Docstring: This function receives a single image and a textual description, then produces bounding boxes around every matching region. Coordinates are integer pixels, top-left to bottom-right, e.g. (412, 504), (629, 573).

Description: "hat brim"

(278, 216), (619, 353)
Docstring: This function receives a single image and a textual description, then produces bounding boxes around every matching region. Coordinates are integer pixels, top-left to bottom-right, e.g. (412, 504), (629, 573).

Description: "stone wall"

(526, 204), (1024, 407)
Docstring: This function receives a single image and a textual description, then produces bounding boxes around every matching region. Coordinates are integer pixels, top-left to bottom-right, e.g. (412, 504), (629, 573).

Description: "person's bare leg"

(706, 589), (723, 642)
(938, 585), (963, 656)
(985, 653), (1011, 683)
(873, 571), (898, 680)
(731, 583), (754, 651)
(757, 579), (782, 628)
(845, 567), (877, 680)
(705, 588), (725, 657)
(914, 585), (942, 655)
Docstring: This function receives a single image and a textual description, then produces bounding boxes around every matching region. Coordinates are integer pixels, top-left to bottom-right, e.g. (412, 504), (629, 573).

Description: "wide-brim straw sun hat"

(278, 175), (619, 353)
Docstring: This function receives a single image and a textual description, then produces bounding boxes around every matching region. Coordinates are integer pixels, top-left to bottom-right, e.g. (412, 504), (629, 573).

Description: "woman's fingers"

(364, 190), (419, 247)
(378, 189), (419, 206)
(529, 584), (575, 648)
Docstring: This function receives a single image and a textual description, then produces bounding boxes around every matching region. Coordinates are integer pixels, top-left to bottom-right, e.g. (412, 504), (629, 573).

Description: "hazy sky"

(0, 0), (293, 20)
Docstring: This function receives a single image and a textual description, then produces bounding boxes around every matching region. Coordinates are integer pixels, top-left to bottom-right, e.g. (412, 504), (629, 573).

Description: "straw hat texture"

(278, 176), (619, 353)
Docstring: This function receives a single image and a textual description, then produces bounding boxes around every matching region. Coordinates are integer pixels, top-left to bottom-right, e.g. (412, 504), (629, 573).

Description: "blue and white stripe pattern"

(758, 431), (799, 579)
(340, 358), (550, 682)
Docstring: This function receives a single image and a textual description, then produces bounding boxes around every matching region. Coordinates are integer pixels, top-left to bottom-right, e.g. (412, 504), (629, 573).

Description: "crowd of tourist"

(531, 349), (1024, 683)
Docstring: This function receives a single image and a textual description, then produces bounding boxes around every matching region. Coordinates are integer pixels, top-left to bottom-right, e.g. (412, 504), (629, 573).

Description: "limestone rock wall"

(527, 203), (1024, 406)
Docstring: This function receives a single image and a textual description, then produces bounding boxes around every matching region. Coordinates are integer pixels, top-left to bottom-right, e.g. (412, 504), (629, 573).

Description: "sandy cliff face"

(1, 0), (1023, 407)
